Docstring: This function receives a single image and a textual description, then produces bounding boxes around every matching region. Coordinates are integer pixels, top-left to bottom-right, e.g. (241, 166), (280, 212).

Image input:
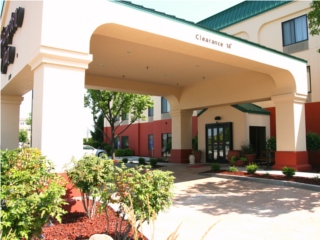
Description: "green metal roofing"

(197, 0), (292, 30)
(113, 1), (306, 63)
(232, 103), (270, 115)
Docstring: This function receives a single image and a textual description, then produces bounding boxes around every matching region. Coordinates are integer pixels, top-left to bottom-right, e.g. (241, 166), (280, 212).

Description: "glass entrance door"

(206, 123), (232, 163)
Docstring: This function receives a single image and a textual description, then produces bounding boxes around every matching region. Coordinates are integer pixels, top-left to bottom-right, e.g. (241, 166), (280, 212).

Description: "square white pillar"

(0, 95), (23, 150)
(272, 93), (307, 151)
(32, 63), (85, 172)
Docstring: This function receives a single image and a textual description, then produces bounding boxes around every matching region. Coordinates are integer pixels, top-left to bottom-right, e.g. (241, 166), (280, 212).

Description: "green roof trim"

(197, 109), (208, 117)
(197, 0), (292, 31)
(112, 1), (307, 64)
(232, 103), (270, 115)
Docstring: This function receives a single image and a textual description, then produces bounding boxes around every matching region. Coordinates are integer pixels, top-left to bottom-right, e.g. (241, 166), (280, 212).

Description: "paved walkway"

(140, 163), (320, 240)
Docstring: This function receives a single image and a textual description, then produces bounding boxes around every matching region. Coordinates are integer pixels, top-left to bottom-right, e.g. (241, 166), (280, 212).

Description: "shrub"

(241, 141), (255, 154)
(122, 157), (129, 163)
(138, 157), (146, 165)
(150, 158), (158, 167)
(282, 166), (296, 178)
(124, 148), (133, 156)
(240, 156), (247, 162)
(211, 162), (221, 171)
(306, 132), (320, 151)
(228, 166), (238, 172)
(246, 163), (258, 174)
(230, 156), (238, 164)
(266, 136), (277, 151)
(66, 155), (115, 219)
(99, 164), (175, 238)
(1, 148), (67, 239)
(115, 148), (133, 157)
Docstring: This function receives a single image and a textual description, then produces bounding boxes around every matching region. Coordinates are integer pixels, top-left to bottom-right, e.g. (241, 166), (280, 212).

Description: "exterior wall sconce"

(215, 116), (221, 123)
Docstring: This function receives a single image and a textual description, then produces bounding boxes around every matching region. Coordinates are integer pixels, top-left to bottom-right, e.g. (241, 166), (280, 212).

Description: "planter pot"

(227, 150), (241, 161)
(193, 150), (202, 163)
(189, 154), (195, 164)
(308, 150), (320, 167)
(243, 154), (256, 164)
(235, 160), (245, 166)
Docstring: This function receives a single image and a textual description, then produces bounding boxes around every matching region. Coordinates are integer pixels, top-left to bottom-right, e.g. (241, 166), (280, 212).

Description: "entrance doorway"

(206, 123), (233, 163)
(249, 126), (266, 158)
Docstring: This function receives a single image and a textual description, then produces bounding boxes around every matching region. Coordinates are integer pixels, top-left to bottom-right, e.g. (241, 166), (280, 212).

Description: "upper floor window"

(282, 15), (308, 46)
(148, 107), (154, 117)
(161, 97), (170, 113)
(121, 112), (128, 121)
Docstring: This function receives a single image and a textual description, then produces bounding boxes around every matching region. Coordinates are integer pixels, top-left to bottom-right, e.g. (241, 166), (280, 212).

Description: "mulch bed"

(42, 207), (148, 240)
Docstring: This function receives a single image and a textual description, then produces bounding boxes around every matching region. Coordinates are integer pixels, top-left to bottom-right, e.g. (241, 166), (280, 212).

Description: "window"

(161, 97), (170, 113)
(114, 136), (120, 149)
(307, 66), (311, 94)
(162, 133), (172, 157)
(148, 134), (154, 150)
(282, 15), (308, 46)
(148, 107), (154, 117)
(121, 136), (129, 149)
(121, 112), (128, 121)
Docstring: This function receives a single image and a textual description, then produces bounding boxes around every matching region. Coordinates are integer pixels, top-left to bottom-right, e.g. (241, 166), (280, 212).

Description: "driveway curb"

(200, 172), (320, 191)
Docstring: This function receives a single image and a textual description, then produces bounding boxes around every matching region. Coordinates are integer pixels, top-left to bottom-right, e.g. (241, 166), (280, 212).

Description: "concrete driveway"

(142, 164), (320, 240)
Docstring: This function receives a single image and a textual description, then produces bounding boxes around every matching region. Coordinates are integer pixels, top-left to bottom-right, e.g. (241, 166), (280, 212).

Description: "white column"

(0, 95), (23, 150)
(272, 93), (307, 151)
(169, 109), (193, 163)
(271, 93), (311, 170)
(31, 63), (86, 172)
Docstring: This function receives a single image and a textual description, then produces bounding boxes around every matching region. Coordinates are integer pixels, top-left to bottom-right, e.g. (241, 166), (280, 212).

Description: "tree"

(308, 0), (320, 53)
(26, 112), (32, 125)
(90, 112), (104, 143)
(84, 90), (153, 158)
(19, 129), (28, 143)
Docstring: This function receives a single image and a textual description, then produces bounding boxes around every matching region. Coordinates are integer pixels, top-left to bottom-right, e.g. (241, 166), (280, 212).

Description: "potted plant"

(306, 132), (320, 167)
(189, 152), (195, 164)
(230, 155), (246, 166)
(241, 141), (256, 164)
(192, 134), (201, 163)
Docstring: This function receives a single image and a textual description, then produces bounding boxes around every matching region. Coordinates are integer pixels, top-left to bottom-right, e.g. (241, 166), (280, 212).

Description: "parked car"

(83, 145), (107, 157)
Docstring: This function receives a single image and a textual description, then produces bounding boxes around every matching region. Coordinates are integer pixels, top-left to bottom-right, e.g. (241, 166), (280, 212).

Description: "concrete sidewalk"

(141, 163), (320, 240)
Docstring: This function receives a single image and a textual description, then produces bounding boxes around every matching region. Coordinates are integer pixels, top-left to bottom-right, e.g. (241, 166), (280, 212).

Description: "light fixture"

(215, 116), (221, 123)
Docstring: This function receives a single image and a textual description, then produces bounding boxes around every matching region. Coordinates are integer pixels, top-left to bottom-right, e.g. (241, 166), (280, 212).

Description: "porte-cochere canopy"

(1, 0), (309, 171)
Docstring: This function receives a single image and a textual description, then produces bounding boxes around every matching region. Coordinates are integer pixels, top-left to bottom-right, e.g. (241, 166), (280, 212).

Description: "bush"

(115, 148), (134, 157)
(150, 158), (158, 167)
(138, 157), (146, 165)
(306, 132), (320, 151)
(230, 156), (238, 164)
(211, 162), (221, 171)
(282, 166), (296, 178)
(99, 164), (175, 237)
(240, 156), (247, 162)
(246, 163), (258, 174)
(1, 148), (67, 239)
(266, 136), (276, 151)
(66, 155), (115, 219)
(228, 166), (238, 172)
(122, 157), (129, 163)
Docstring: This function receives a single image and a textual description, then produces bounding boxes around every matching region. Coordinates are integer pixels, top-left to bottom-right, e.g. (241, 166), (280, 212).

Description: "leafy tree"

(308, 0), (320, 53)
(90, 112), (104, 143)
(19, 129), (28, 143)
(26, 112), (32, 125)
(84, 90), (153, 158)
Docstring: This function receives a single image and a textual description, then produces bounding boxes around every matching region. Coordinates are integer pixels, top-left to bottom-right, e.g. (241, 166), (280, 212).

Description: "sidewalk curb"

(200, 172), (320, 192)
